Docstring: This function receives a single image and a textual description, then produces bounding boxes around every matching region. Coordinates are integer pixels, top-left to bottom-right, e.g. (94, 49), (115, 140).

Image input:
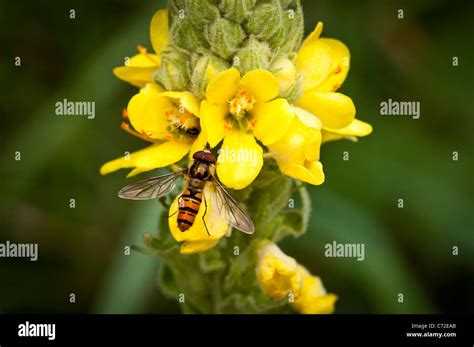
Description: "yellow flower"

(255, 242), (304, 298)
(113, 9), (169, 88)
(100, 83), (206, 177)
(168, 184), (229, 254)
(255, 241), (337, 314)
(268, 107), (324, 185)
(268, 22), (373, 184)
(292, 266), (338, 314)
(200, 68), (295, 189)
(294, 22), (372, 141)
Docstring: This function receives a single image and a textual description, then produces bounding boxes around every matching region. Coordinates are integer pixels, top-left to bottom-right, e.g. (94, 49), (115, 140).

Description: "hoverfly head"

(193, 150), (216, 165)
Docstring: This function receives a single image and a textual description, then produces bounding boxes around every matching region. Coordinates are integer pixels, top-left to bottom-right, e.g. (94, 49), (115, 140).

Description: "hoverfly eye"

(192, 151), (202, 160)
(207, 154), (216, 164)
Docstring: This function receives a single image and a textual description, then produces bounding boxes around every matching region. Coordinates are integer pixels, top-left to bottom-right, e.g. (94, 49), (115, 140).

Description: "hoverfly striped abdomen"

(178, 187), (203, 231)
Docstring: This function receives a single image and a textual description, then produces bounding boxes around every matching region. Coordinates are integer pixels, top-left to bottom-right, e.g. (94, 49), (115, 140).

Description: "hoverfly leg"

(202, 198), (211, 236)
(168, 210), (178, 218)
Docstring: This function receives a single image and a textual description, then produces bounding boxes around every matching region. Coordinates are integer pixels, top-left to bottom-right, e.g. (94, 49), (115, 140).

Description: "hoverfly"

(117, 150), (255, 235)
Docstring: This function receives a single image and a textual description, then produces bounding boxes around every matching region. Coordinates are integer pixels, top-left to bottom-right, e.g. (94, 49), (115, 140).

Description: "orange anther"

(137, 44), (147, 54)
(121, 108), (128, 119)
(140, 130), (152, 138)
(334, 65), (342, 74)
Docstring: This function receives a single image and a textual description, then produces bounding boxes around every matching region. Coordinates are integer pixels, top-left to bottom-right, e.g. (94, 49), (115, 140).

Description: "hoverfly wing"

(118, 170), (185, 200)
(211, 177), (255, 234)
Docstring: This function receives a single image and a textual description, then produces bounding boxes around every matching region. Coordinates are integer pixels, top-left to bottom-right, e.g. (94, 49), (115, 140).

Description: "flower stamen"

(229, 89), (255, 119)
(165, 107), (200, 139)
(120, 122), (154, 143)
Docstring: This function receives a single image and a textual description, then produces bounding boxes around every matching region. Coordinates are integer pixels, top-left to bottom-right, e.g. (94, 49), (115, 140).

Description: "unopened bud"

(170, 17), (209, 52)
(205, 17), (245, 60)
(219, 0), (257, 23)
(244, 0), (283, 41)
(154, 48), (190, 91)
(271, 58), (303, 102)
(189, 54), (230, 98)
(233, 36), (272, 74)
(269, 2), (304, 55)
(184, 0), (219, 29)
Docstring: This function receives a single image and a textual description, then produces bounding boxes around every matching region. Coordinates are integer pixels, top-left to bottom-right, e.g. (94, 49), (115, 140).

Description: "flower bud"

(170, 16), (209, 52)
(219, 0), (257, 23)
(270, 58), (303, 102)
(233, 36), (272, 74)
(244, 0), (283, 41)
(153, 48), (190, 91)
(205, 17), (246, 60)
(189, 54), (230, 99)
(184, 0), (220, 29)
(269, 2), (304, 55)
(168, 0), (185, 28)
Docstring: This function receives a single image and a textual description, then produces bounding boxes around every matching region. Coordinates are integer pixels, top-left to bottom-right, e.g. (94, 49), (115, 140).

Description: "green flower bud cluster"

(154, 0), (304, 99)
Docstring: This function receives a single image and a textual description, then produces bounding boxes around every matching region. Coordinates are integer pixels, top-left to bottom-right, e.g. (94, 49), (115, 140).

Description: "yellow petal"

(269, 117), (321, 165)
(216, 131), (263, 190)
(300, 22), (324, 51)
(297, 293), (338, 314)
(158, 91), (200, 117)
(240, 70), (279, 103)
(168, 184), (228, 254)
(127, 83), (172, 140)
(252, 99), (294, 145)
(100, 152), (138, 176)
(322, 118), (373, 143)
(113, 51), (161, 88)
(99, 143), (164, 176)
(292, 266), (337, 314)
(150, 9), (169, 54)
(296, 30), (333, 92)
(206, 68), (240, 105)
(281, 161), (325, 185)
(294, 107), (322, 129)
(180, 240), (220, 254)
(200, 100), (228, 147)
(113, 66), (157, 88)
(128, 52), (161, 67)
(315, 38), (350, 93)
(296, 91), (355, 129)
(135, 140), (190, 169)
(255, 242), (303, 299)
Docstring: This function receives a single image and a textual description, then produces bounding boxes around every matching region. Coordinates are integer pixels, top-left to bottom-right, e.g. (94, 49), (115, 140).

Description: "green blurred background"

(0, 0), (472, 314)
